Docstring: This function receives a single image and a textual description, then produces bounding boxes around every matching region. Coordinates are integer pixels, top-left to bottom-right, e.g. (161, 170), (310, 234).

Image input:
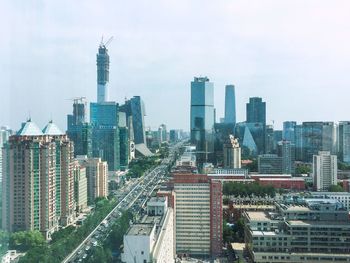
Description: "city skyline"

(2, 1), (350, 131)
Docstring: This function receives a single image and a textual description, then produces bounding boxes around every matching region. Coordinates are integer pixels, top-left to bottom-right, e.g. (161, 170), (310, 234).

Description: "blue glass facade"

(224, 85), (236, 125)
(283, 121), (297, 143)
(246, 97), (266, 125)
(190, 77), (215, 163)
(90, 102), (120, 171)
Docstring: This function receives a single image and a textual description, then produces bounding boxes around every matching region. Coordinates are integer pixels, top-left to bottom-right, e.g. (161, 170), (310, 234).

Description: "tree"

(295, 165), (311, 175)
(329, 184), (345, 192)
(9, 231), (46, 252)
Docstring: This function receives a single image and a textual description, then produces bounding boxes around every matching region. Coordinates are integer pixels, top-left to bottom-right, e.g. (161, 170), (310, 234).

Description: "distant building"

(283, 121), (296, 143)
(2, 120), (75, 238)
(76, 156), (108, 203)
(302, 122), (337, 162)
(339, 121), (350, 164)
(313, 151), (337, 191)
(258, 154), (282, 174)
(122, 197), (174, 263)
(265, 125), (274, 154)
(158, 124), (167, 145)
(309, 192), (350, 210)
(246, 97), (266, 125)
(223, 135), (241, 169)
(169, 129), (182, 142)
(224, 84), (236, 125)
(118, 112), (129, 170)
(73, 161), (88, 213)
(90, 102), (120, 171)
(190, 77), (215, 164)
(277, 141), (295, 174)
(96, 41), (110, 103)
(67, 97), (92, 157)
(173, 173), (222, 257)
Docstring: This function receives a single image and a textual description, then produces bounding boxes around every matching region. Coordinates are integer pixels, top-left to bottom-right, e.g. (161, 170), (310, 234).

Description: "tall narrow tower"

(96, 42), (110, 103)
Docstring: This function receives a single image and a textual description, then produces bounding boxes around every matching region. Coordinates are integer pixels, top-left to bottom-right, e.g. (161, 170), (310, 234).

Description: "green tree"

(329, 184), (345, 192)
(9, 231), (46, 252)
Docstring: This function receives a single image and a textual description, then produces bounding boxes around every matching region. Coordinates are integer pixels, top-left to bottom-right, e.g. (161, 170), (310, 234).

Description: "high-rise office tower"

(173, 173), (222, 257)
(302, 122), (337, 162)
(265, 125), (274, 154)
(283, 121), (297, 143)
(158, 124), (167, 145)
(277, 140), (296, 174)
(223, 135), (241, 169)
(190, 77), (215, 164)
(67, 97), (92, 157)
(246, 97), (266, 125)
(121, 96), (147, 145)
(2, 120), (75, 238)
(339, 121), (350, 164)
(76, 156), (108, 204)
(118, 112), (129, 170)
(97, 42), (110, 103)
(295, 124), (303, 161)
(90, 102), (120, 171)
(224, 85), (236, 125)
(313, 151), (337, 191)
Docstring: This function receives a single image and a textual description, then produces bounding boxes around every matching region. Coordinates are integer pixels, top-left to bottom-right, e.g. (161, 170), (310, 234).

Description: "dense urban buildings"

(224, 84), (236, 125)
(73, 161), (88, 213)
(244, 199), (350, 263)
(190, 77), (215, 165)
(313, 151), (337, 191)
(173, 173), (222, 257)
(2, 120), (75, 238)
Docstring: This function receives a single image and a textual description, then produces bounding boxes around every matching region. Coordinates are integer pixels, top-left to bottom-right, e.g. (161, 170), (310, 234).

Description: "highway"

(63, 141), (183, 263)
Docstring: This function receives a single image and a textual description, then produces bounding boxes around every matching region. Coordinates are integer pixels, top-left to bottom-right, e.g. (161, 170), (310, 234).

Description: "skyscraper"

(302, 122), (337, 162)
(190, 77), (215, 163)
(246, 97), (266, 125)
(2, 120), (75, 238)
(277, 140), (296, 174)
(313, 151), (337, 191)
(224, 85), (236, 125)
(67, 97), (92, 157)
(283, 121), (297, 143)
(96, 42), (110, 103)
(90, 102), (120, 171)
(339, 121), (350, 164)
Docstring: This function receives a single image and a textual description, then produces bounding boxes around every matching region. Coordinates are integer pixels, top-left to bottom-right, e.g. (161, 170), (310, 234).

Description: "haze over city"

(2, 0), (350, 131)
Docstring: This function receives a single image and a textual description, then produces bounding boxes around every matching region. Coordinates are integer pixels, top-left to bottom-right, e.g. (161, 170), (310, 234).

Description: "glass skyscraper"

(246, 97), (266, 125)
(283, 121), (297, 143)
(190, 77), (215, 163)
(90, 102), (120, 171)
(338, 121), (350, 164)
(224, 85), (236, 125)
(67, 98), (92, 157)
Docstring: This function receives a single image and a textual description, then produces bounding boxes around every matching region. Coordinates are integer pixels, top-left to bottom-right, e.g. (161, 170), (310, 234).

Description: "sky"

(1, 0), (350, 132)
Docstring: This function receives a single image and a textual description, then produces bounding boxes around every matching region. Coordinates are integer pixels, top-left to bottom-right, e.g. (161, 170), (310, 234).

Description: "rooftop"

(246, 211), (270, 221)
(17, 119), (43, 136)
(127, 224), (154, 236)
(42, 121), (64, 135)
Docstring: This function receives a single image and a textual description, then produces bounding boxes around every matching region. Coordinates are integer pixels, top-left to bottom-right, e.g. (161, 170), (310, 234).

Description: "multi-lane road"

(63, 142), (183, 263)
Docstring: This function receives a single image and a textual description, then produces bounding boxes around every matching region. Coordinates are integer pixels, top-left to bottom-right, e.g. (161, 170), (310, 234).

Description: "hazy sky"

(1, 0), (350, 131)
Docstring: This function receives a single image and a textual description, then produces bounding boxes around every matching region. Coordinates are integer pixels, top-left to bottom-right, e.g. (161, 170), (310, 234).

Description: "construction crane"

(100, 36), (113, 48)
